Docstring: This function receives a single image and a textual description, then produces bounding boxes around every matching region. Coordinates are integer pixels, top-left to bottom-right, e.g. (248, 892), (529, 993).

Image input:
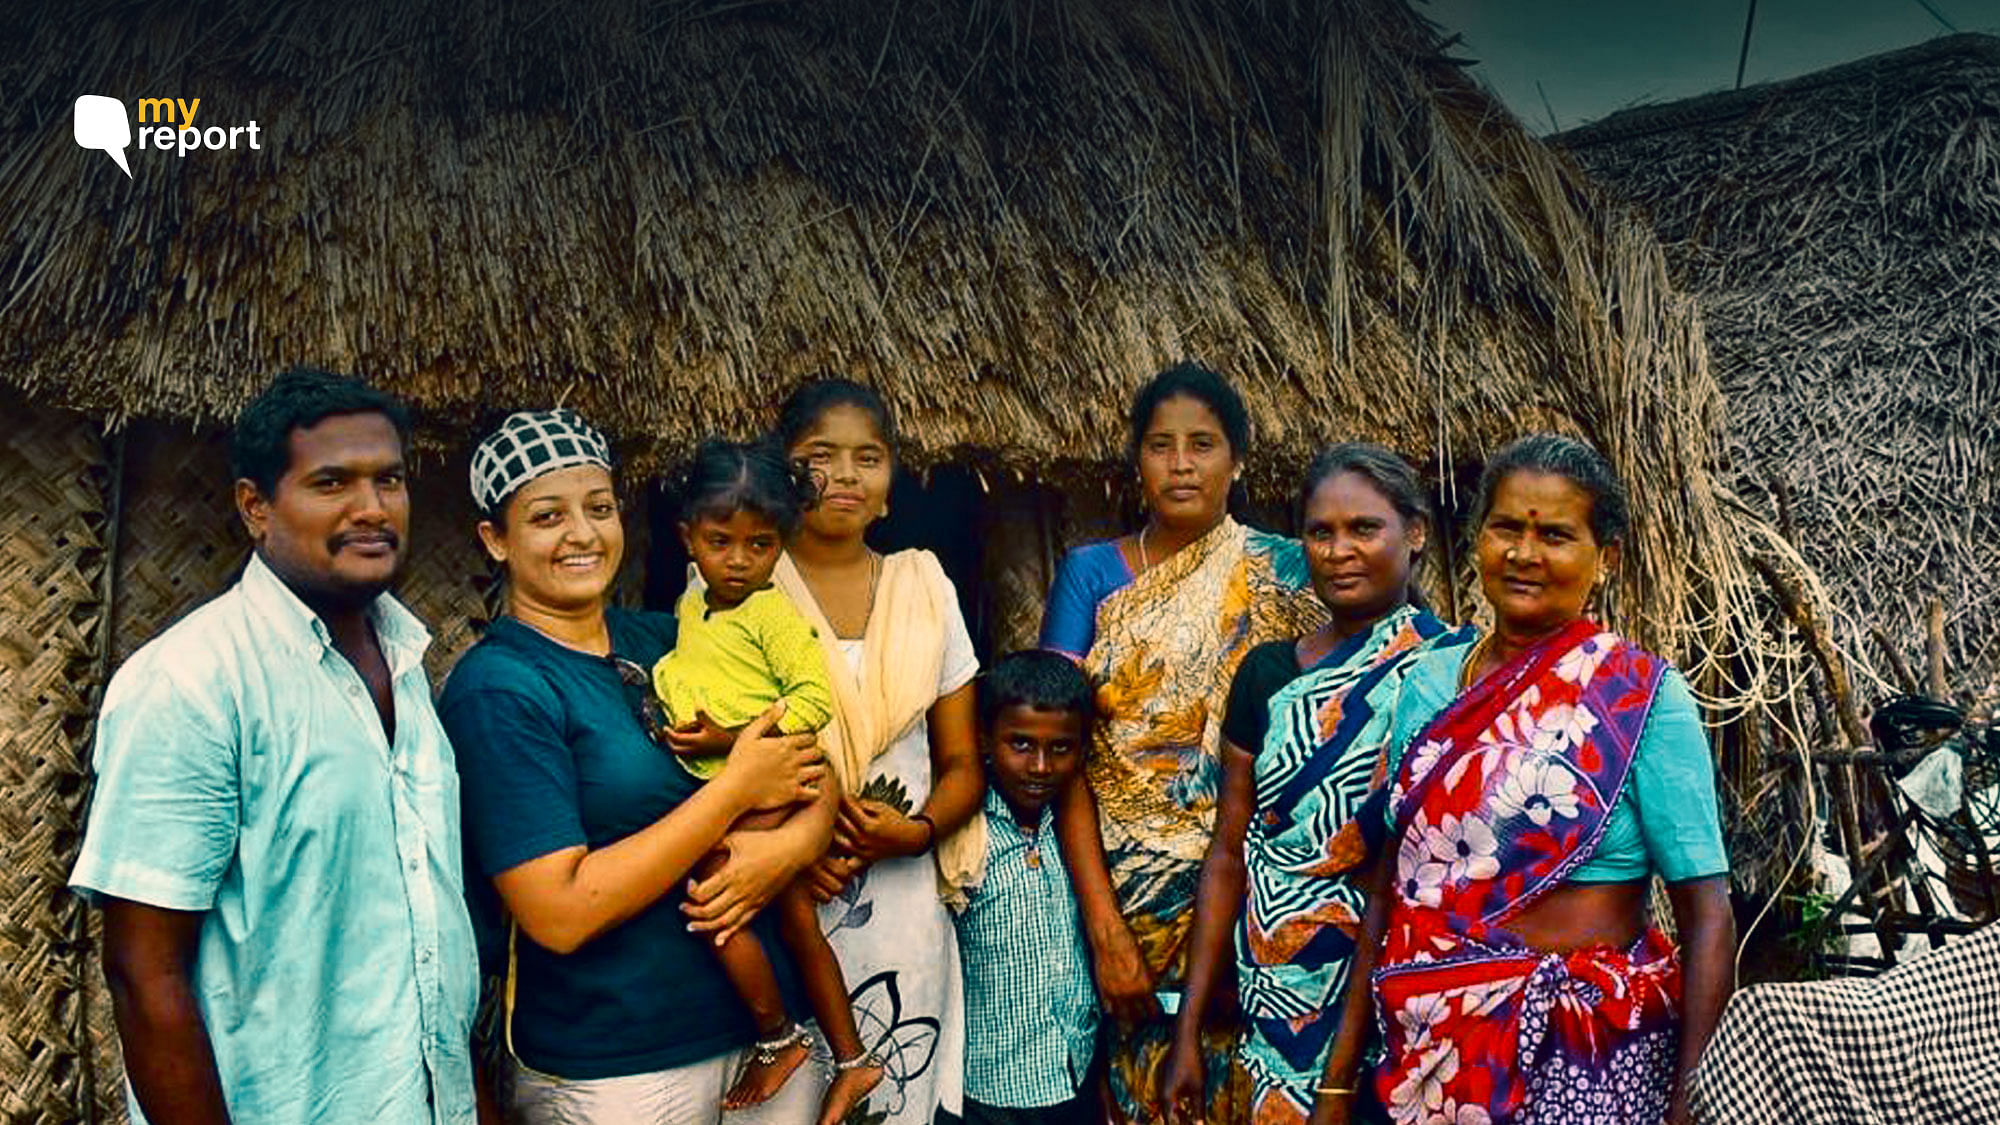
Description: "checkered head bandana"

(470, 409), (613, 514)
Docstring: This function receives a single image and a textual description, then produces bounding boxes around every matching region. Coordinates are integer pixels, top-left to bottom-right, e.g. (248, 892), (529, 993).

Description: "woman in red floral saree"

(1312, 435), (1735, 1125)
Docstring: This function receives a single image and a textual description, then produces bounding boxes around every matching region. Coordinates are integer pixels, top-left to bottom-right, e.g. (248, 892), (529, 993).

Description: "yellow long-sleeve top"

(651, 584), (834, 777)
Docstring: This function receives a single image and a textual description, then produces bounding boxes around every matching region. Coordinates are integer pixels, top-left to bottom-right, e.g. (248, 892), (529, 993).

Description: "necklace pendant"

(1025, 846), (1042, 869)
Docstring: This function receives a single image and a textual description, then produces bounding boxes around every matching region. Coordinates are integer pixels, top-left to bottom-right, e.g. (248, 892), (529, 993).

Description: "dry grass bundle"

(1563, 34), (2000, 703)
(0, 0), (1797, 677)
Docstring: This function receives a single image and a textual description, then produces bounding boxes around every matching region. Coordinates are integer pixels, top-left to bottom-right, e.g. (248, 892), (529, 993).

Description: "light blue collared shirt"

(71, 555), (479, 1125)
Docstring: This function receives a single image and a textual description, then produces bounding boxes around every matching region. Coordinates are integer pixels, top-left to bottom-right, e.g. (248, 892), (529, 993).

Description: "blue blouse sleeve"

(1377, 643), (1469, 780)
(1631, 668), (1729, 883)
(1039, 542), (1128, 659)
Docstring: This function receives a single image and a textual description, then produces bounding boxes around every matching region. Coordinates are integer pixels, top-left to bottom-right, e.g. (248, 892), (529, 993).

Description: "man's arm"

(102, 898), (231, 1125)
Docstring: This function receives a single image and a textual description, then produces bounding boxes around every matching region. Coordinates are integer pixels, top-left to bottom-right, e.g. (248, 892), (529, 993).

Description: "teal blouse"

(1377, 639), (1728, 884)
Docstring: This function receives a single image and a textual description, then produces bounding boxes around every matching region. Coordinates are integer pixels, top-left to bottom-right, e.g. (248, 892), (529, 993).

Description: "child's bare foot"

(816, 1050), (885, 1125)
(724, 1025), (812, 1109)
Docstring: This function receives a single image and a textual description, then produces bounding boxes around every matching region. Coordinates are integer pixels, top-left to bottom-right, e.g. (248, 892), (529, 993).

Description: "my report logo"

(73, 95), (263, 177)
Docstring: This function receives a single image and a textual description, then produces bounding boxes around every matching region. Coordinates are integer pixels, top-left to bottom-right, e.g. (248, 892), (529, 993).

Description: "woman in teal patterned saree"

(1160, 444), (1449, 1125)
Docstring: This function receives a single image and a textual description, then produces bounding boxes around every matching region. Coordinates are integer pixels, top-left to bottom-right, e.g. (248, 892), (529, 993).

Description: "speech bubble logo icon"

(74, 95), (132, 178)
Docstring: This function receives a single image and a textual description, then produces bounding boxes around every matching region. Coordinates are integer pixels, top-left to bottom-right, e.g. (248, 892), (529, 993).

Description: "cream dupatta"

(773, 549), (987, 908)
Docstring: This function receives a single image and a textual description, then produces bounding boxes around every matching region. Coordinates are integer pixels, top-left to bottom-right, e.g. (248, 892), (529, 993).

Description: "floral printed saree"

(1374, 620), (1682, 1125)
(1083, 516), (1326, 1124)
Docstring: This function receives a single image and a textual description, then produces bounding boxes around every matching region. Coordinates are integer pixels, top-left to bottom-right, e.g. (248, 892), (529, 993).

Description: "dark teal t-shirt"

(439, 608), (797, 1079)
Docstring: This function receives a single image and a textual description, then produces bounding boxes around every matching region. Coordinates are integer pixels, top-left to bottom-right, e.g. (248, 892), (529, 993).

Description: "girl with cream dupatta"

(1041, 365), (1326, 1125)
(775, 379), (987, 1125)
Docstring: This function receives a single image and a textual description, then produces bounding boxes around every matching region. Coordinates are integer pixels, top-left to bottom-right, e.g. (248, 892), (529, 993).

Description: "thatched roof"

(3, 2), (1677, 449)
(2, 0), (1805, 691)
(1560, 33), (2000, 697)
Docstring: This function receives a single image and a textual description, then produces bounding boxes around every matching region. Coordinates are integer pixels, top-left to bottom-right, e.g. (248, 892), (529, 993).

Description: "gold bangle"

(1315, 1085), (1356, 1097)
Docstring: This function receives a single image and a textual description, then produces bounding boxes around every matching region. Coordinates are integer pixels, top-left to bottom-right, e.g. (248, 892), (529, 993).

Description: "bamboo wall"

(0, 397), (116, 1123)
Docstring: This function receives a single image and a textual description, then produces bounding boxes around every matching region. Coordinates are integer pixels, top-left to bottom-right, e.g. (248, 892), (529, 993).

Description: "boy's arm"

(757, 594), (836, 733)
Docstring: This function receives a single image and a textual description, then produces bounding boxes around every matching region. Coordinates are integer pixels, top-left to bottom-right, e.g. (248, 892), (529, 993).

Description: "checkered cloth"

(469, 409), (611, 513)
(1691, 920), (2000, 1123)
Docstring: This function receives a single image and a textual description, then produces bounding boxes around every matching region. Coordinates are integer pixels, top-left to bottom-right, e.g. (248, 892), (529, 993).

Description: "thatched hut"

(1559, 33), (2000, 703)
(0, 1), (1809, 1120)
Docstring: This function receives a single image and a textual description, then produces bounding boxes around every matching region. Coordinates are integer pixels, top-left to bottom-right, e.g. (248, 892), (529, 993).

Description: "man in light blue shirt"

(70, 369), (482, 1125)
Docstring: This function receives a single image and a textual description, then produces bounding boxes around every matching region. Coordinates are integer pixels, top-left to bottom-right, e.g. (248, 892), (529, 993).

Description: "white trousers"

(508, 1046), (829, 1125)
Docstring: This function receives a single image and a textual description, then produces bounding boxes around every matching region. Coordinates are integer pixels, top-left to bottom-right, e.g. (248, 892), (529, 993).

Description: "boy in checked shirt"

(952, 651), (1102, 1125)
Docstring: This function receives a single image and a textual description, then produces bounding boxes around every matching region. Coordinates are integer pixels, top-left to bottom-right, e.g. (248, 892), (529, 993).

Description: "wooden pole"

(1735, 0), (1760, 90)
(1925, 598), (1950, 701)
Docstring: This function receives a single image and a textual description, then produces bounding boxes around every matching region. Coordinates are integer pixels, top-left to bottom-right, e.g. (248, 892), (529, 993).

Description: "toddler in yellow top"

(653, 582), (833, 778)
(650, 438), (884, 1125)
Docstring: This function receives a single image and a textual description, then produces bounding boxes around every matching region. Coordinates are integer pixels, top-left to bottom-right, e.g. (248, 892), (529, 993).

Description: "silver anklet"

(833, 1048), (884, 1071)
(748, 1024), (812, 1067)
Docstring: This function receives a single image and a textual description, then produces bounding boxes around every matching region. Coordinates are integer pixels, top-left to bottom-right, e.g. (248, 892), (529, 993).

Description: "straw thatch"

(1559, 33), (2000, 702)
(0, 0), (1837, 1119)
(0, 0), (1791, 666)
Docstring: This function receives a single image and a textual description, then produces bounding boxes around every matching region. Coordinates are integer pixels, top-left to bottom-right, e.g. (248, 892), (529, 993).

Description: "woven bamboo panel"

(397, 454), (502, 683)
(108, 426), (246, 669)
(0, 397), (115, 1124)
(978, 472), (1133, 656)
(110, 428), (511, 684)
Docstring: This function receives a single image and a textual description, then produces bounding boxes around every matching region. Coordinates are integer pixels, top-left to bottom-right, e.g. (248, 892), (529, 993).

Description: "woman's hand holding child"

(832, 795), (930, 864)
(717, 702), (825, 813)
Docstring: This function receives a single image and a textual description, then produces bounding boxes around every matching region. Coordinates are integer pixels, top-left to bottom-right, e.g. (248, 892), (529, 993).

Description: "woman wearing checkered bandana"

(439, 409), (837, 1124)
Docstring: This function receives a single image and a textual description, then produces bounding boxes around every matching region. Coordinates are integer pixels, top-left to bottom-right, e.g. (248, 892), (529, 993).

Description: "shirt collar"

(982, 784), (1053, 835)
(238, 553), (432, 675)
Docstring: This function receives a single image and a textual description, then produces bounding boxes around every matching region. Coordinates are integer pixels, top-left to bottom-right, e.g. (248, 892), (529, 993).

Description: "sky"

(1424, 0), (2000, 134)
